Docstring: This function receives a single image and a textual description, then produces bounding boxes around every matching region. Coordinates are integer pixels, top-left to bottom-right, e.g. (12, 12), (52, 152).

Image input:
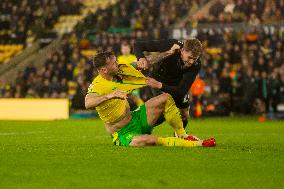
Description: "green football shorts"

(111, 104), (152, 146)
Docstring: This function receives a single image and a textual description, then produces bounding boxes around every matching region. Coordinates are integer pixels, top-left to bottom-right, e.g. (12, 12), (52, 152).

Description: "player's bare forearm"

(85, 93), (109, 109)
(85, 90), (127, 109)
(145, 50), (173, 65)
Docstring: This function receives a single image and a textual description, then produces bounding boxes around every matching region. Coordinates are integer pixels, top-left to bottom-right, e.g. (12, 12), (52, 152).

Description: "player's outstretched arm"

(85, 90), (127, 109)
(134, 40), (182, 69)
(132, 51), (173, 70)
(145, 51), (173, 65)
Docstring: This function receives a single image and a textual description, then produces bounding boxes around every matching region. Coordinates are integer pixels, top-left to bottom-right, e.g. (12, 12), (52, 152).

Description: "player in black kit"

(134, 38), (203, 138)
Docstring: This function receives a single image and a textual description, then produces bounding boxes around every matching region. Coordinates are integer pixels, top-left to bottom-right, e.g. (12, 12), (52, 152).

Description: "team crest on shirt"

(88, 84), (94, 93)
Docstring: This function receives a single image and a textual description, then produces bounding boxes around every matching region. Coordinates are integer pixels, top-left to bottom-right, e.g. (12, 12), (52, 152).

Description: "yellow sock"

(157, 137), (199, 147)
(163, 95), (186, 137)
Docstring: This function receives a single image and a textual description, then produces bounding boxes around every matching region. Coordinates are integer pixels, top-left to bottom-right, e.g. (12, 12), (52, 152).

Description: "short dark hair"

(121, 41), (130, 47)
(183, 38), (203, 58)
(93, 51), (115, 70)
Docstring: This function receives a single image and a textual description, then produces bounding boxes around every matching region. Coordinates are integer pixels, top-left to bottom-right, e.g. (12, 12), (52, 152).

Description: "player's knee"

(181, 113), (189, 121)
(180, 109), (189, 120)
(181, 115), (187, 121)
(159, 93), (169, 105)
(162, 93), (170, 99)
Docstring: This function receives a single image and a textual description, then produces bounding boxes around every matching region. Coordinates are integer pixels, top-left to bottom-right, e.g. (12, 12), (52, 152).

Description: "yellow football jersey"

(87, 64), (145, 123)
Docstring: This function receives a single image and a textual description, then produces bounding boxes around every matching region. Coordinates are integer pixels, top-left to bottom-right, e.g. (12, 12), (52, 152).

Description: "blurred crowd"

(75, 0), (205, 52)
(0, 0), (82, 45)
(197, 26), (284, 115)
(0, 36), (90, 110)
(198, 0), (284, 24)
(0, 0), (283, 115)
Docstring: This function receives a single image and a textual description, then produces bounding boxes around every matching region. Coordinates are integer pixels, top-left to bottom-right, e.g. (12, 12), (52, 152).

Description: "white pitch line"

(0, 132), (110, 138)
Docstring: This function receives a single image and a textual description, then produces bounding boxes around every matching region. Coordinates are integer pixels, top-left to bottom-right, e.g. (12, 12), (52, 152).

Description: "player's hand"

(146, 77), (162, 89)
(168, 44), (181, 54)
(137, 58), (149, 70)
(107, 90), (127, 100)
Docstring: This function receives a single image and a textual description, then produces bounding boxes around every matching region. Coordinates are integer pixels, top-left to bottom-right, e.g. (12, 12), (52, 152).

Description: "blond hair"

(183, 38), (203, 58)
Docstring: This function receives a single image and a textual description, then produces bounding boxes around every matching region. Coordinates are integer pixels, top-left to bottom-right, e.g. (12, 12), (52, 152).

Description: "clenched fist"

(168, 44), (181, 54)
(137, 58), (149, 70)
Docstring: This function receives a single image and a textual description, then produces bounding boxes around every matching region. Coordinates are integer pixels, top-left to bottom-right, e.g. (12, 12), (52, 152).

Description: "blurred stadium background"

(0, 0), (283, 119)
(0, 0), (283, 188)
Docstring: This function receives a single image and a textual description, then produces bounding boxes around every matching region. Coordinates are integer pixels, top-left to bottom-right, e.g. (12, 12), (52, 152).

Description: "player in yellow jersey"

(117, 42), (137, 65)
(85, 51), (215, 147)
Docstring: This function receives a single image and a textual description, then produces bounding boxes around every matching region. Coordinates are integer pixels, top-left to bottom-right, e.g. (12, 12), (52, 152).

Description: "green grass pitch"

(0, 117), (283, 189)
